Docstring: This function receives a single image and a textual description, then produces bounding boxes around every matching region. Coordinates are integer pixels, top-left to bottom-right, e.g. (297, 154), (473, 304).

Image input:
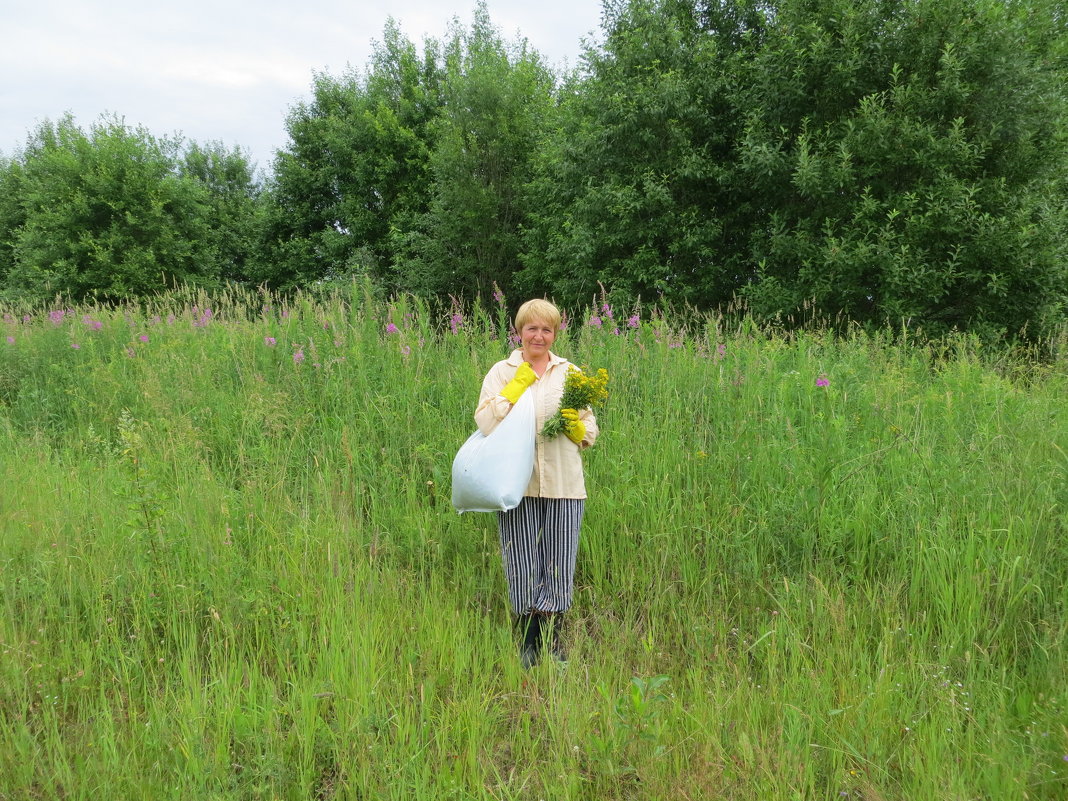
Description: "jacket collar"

(506, 349), (567, 368)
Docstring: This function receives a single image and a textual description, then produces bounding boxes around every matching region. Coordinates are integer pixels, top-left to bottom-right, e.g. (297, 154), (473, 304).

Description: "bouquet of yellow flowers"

(541, 366), (610, 439)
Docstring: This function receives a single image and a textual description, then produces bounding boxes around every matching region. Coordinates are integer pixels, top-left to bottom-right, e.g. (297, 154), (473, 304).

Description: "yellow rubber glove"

(561, 408), (586, 445)
(500, 361), (537, 404)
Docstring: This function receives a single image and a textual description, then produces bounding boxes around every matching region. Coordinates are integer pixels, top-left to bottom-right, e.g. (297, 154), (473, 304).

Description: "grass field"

(1, 286), (1066, 800)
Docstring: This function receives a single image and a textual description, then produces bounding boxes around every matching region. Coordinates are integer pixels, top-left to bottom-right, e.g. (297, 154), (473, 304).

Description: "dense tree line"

(1, 0), (1065, 338)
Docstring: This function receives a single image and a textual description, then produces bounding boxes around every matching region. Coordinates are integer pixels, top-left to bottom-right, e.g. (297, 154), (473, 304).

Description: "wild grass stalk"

(0, 287), (1065, 799)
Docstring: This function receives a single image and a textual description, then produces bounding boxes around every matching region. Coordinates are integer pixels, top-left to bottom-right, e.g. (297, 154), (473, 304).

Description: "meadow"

(0, 286), (1066, 800)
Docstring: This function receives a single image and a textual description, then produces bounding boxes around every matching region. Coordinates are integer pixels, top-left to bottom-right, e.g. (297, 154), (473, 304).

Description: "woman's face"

(520, 317), (556, 359)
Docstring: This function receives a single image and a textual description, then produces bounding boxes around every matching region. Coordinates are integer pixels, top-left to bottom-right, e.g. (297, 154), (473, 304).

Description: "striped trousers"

(497, 497), (585, 615)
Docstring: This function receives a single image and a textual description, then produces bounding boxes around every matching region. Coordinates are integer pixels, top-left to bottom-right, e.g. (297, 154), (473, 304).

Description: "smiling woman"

(473, 298), (600, 668)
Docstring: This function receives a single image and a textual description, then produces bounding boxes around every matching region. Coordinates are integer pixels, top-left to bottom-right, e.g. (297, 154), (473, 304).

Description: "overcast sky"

(1, 0), (606, 172)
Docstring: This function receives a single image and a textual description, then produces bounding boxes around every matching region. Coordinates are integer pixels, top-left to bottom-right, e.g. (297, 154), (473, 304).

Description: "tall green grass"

(1, 287), (1066, 800)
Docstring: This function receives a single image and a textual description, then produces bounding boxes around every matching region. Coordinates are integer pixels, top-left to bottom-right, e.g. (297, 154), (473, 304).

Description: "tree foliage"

(521, 0), (1068, 336)
(733, 0), (1068, 337)
(1, 115), (260, 302)
(261, 20), (444, 291)
(392, 6), (556, 300)
(1, 1), (1065, 339)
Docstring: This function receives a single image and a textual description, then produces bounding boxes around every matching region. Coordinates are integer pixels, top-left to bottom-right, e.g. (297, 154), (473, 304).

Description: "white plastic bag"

(451, 390), (535, 513)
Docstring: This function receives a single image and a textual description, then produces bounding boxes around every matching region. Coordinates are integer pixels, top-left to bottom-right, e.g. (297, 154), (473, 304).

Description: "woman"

(474, 298), (598, 668)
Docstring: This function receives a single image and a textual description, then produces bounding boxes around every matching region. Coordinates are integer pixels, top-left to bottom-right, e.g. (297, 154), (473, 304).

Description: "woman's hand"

(499, 361), (537, 404)
(561, 408), (586, 445)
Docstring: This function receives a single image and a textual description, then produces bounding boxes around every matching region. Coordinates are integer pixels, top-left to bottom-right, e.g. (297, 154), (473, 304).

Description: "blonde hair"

(514, 298), (561, 332)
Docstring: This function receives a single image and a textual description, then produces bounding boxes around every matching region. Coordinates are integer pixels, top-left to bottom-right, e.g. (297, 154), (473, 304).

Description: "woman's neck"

(524, 351), (550, 376)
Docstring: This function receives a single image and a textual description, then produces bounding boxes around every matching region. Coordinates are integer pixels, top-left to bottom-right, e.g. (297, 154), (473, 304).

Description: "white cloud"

(1, 0), (605, 167)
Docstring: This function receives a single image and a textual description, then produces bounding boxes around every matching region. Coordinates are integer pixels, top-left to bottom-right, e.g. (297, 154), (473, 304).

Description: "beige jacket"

(475, 349), (599, 499)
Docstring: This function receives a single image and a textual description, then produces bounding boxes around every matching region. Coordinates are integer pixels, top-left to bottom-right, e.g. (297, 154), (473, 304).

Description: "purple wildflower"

(816, 375), (830, 388)
(669, 342), (683, 349)
(138, 334), (149, 343)
(5, 336), (14, 344)
(125, 346), (136, 358)
(450, 313), (463, 335)
(588, 315), (603, 328)
(265, 336), (277, 347)
(49, 310), (65, 325)
(293, 348), (305, 364)
(401, 344), (412, 357)
(386, 322), (399, 334)
(492, 287), (504, 305)
(71, 343), (80, 350)
(2, 313), (12, 324)
(509, 333), (521, 347)
(167, 314), (176, 325)
(613, 327), (621, 336)
(601, 303), (613, 320)
(627, 314), (640, 329)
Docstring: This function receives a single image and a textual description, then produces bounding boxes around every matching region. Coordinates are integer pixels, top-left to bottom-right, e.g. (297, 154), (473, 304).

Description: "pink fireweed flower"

(449, 313), (463, 335)
(5, 336), (14, 344)
(509, 333), (521, 347)
(385, 322), (399, 334)
(401, 344), (412, 357)
(816, 375), (830, 388)
(588, 315), (602, 328)
(264, 336), (277, 347)
(2, 313), (12, 324)
(293, 348), (305, 364)
(138, 334), (149, 343)
(613, 327), (621, 336)
(601, 303), (613, 320)
(627, 314), (640, 329)
(492, 288), (505, 305)
(49, 310), (65, 325)
(70, 343), (80, 349)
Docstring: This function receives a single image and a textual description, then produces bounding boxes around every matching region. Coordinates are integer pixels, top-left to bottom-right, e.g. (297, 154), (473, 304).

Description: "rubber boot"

(547, 613), (567, 663)
(517, 613), (542, 669)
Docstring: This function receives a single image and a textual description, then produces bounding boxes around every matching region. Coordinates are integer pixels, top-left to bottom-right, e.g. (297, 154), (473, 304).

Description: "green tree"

(735, 0), (1068, 337)
(393, 5), (556, 301)
(7, 115), (221, 301)
(521, 0), (1068, 337)
(519, 0), (756, 308)
(0, 156), (26, 288)
(261, 21), (444, 290)
(179, 141), (263, 284)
